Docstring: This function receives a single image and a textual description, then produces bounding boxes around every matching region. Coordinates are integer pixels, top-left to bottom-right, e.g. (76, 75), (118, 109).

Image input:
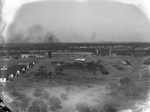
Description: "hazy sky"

(9, 0), (150, 42)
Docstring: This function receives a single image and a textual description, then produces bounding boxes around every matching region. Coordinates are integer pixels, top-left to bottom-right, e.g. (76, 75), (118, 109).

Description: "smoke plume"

(1, 0), (49, 43)
(1, 0), (150, 43)
(8, 24), (59, 43)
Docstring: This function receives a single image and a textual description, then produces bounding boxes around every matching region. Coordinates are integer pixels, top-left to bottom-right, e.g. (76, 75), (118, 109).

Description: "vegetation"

(48, 96), (62, 111)
(92, 109), (98, 112)
(101, 103), (118, 112)
(28, 100), (48, 112)
(60, 93), (69, 101)
(76, 102), (91, 112)
(53, 60), (108, 75)
(11, 90), (30, 111)
(108, 77), (149, 100)
(33, 87), (50, 99)
(10, 101), (20, 112)
(86, 61), (97, 74)
(55, 66), (64, 75)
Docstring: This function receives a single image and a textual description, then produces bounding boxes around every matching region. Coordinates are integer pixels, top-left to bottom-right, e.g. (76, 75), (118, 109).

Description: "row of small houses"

(20, 51), (93, 59)
(0, 60), (38, 84)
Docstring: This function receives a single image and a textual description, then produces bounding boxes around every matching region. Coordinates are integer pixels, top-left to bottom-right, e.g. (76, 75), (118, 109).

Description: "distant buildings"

(35, 54), (45, 58)
(134, 47), (150, 50)
(21, 54), (34, 58)
(51, 51), (93, 58)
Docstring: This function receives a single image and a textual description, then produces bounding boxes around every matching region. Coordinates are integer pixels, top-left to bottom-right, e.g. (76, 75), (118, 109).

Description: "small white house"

(22, 68), (25, 71)
(0, 78), (6, 83)
(21, 54), (34, 58)
(0, 66), (7, 71)
(16, 70), (20, 74)
(120, 60), (127, 65)
(9, 74), (14, 78)
(26, 65), (30, 69)
(33, 62), (35, 65)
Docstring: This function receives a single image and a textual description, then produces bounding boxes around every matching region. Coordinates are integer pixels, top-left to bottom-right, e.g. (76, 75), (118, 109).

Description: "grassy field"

(1, 56), (150, 112)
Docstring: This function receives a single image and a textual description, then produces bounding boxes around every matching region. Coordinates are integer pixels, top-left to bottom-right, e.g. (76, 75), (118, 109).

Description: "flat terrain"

(1, 56), (150, 112)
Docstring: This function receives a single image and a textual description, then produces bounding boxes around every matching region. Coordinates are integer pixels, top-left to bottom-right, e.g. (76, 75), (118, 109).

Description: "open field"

(1, 56), (150, 112)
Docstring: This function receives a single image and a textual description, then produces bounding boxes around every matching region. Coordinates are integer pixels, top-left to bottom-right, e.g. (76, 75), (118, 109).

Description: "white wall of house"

(21, 54), (34, 58)
(0, 78), (6, 83)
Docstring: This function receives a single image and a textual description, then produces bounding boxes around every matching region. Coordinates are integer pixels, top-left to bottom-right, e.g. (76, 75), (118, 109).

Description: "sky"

(4, 0), (150, 42)
(0, 0), (3, 43)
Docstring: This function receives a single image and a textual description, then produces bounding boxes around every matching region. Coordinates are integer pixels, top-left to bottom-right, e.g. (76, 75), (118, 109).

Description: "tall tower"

(109, 48), (112, 56)
(96, 49), (99, 55)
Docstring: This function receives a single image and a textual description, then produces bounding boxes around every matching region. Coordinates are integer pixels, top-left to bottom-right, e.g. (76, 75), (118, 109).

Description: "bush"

(11, 90), (31, 111)
(28, 100), (48, 112)
(92, 109), (98, 112)
(33, 87), (50, 99)
(10, 101), (20, 112)
(101, 103), (118, 112)
(10, 94), (30, 112)
(48, 96), (62, 111)
(11, 90), (25, 99)
(76, 102), (91, 112)
(28, 105), (41, 112)
(119, 77), (131, 87)
(60, 93), (69, 101)
(21, 97), (30, 111)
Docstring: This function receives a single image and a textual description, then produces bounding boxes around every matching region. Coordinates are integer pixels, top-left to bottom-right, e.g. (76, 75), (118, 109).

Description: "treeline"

(112, 49), (150, 56)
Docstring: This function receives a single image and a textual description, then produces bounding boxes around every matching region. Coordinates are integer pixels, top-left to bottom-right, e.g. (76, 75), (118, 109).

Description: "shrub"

(76, 102), (91, 112)
(101, 103), (118, 112)
(21, 97), (30, 111)
(60, 93), (69, 101)
(92, 109), (98, 112)
(33, 87), (50, 99)
(11, 90), (25, 99)
(11, 90), (30, 111)
(28, 100), (48, 112)
(48, 96), (62, 111)
(10, 101), (20, 112)
(33, 87), (44, 97)
(119, 77), (131, 88)
(28, 105), (41, 112)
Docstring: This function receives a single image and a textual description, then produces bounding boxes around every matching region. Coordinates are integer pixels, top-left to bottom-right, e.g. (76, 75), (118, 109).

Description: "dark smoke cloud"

(8, 24), (59, 43)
